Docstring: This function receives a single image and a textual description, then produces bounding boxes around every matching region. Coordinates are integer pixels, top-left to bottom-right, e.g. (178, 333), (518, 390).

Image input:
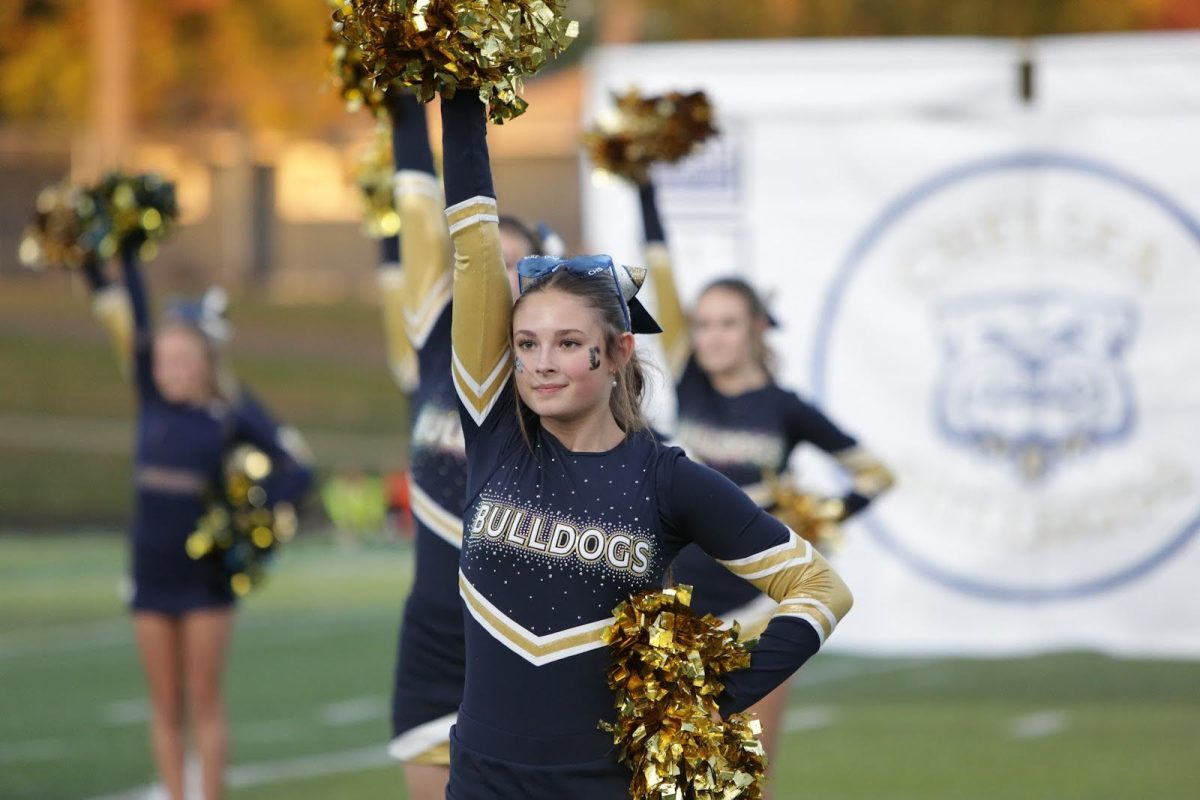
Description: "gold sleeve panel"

(377, 264), (419, 392)
(646, 241), (690, 380)
(91, 284), (134, 380)
(835, 446), (896, 498)
(718, 531), (852, 644)
(446, 196), (512, 426)
(395, 170), (453, 349)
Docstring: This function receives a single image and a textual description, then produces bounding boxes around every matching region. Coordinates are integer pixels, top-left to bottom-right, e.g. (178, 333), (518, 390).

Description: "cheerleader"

(115, 242), (312, 800)
(439, 88), (852, 799)
(382, 94), (547, 798)
(638, 177), (894, 768)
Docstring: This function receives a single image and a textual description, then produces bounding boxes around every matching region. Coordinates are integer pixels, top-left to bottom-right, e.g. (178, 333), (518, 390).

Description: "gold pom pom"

(600, 585), (767, 800)
(331, 0), (579, 124)
(354, 121), (402, 238)
(327, 20), (391, 117)
(185, 444), (298, 596)
(584, 89), (718, 184)
(90, 172), (179, 261)
(765, 471), (845, 553)
(18, 181), (107, 270)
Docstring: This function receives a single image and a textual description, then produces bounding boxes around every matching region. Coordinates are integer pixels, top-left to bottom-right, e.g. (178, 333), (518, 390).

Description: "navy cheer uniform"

(383, 95), (468, 765)
(440, 91), (854, 798)
(120, 248), (312, 614)
(640, 180), (893, 634)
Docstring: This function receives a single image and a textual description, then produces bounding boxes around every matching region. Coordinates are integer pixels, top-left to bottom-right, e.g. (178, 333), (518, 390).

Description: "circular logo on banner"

(812, 152), (1200, 601)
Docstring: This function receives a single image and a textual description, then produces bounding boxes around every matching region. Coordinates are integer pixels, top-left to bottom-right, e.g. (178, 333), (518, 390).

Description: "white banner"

(583, 34), (1200, 658)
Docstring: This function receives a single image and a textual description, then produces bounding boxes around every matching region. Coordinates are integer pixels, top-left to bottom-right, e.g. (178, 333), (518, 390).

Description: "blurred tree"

(635, 0), (1199, 39)
(0, 0), (343, 131)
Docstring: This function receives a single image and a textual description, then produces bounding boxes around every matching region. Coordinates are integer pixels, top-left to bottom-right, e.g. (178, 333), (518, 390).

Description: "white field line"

(1010, 710), (1071, 740)
(85, 745), (392, 800)
(782, 706), (835, 732)
(318, 696), (389, 727)
(0, 738), (67, 764)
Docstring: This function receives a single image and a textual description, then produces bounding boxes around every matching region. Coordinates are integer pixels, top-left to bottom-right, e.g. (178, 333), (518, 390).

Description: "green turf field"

(1, 534), (1197, 800)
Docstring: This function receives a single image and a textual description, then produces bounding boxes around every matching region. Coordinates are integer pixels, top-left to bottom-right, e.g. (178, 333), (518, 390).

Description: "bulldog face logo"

(933, 291), (1138, 480)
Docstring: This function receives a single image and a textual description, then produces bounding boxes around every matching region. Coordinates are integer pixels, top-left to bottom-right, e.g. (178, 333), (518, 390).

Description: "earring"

(611, 373), (618, 387)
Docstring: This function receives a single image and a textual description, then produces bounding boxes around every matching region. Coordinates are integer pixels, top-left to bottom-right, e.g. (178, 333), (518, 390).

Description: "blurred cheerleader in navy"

(440, 89), (853, 799)
(638, 177), (893, 767)
(380, 94), (546, 799)
(94, 243), (312, 800)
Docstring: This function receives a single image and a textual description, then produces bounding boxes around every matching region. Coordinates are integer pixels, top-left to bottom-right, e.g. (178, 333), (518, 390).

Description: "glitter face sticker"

(514, 354), (526, 373)
(589, 346), (601, 371)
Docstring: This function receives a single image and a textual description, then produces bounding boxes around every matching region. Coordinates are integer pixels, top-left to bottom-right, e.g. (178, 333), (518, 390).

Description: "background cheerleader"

(110, 231), (312, 800)
(635, 172), (894, 770)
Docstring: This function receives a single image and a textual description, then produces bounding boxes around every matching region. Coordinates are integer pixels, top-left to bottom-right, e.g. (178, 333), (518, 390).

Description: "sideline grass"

(1, 533), (1197, 800)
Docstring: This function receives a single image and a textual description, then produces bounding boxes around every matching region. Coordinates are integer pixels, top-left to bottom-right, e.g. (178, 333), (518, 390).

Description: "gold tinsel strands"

(18, 182), (109, 270)
(584, 89), (718, 184)
(91, 172), (179, 263)
(186, 445), (299, 597)
(330, 0), (579, 124)
(765, 471), (846, 553)
(355, 121), (402, 238)
(601, 585), (767, 800)
(327, 16), (390, 117)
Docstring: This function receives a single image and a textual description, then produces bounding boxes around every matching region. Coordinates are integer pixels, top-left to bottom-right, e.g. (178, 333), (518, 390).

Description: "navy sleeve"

(638, 180), (666, 245)
(441, 91), (496, 206)
(119, 245), (158, 402)
(390, 92), (437, 175)
(379, 234), (399, 267)
(233, 390), (314, 508)
(783, 394), (880, 518)
(657, 450), (852, 714)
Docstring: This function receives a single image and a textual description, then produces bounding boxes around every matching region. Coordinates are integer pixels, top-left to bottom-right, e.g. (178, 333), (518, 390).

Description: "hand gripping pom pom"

(584, 89), (718, 184)
(330, 0), (578, 124)
(187, 445), (299, 597)
(600, 585), (767, 800)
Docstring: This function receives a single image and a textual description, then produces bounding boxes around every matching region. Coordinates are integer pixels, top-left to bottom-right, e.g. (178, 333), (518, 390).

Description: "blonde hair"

(511, 270), (649, 443)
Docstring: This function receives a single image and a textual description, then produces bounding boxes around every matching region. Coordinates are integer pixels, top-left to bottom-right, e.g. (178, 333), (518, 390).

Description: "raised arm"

(82, 256), (134, 379)
(639, 181), (689, 380)
(659, 451), (853, 714)
(440, 90), (512, 433)
(391, 93), (454, 372)
(118, 243), (159, 402)
(786, 397), (895, 519)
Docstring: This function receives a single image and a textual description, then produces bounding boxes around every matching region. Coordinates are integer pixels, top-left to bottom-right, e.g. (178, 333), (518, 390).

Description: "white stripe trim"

(454, 378), (504, 428)
(782, 596), (839, 631)
(377, 263), (402, 281)
(444, 195), (497, 216)
(447, 212), (500, 235)
(387, 712), (457, 762)
(778, 612), (827, 645)
(392, 170), (443, 201)
(719, 531), (804, 568)
(459, 572), (612, 667)
(410, 482), (464, 549)
(404, 274), (453, 348)
(739, 553), (816, 582)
